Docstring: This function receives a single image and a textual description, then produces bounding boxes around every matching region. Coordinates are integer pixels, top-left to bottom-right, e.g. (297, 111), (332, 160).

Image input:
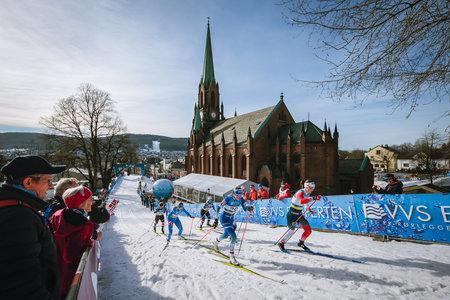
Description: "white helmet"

(304, 181), (316, 190)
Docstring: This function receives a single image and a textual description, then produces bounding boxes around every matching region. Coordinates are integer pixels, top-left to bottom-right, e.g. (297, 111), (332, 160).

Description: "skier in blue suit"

(167, 202), (194, 242)
(213, 187), (254, 265)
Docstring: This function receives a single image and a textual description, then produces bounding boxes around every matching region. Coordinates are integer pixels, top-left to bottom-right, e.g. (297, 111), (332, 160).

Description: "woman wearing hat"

(49, 185), (101, 298)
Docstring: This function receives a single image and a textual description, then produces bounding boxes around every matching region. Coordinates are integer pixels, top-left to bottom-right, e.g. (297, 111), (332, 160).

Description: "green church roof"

(201, 21), (216, 87)
(193, 105), (202, 133)
(339, 157), (370, 174)
(278, 121), (324, 143)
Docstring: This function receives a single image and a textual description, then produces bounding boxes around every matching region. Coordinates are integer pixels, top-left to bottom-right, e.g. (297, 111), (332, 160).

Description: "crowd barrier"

(177, 193), (450, 244)
(66, 241), (99, 300)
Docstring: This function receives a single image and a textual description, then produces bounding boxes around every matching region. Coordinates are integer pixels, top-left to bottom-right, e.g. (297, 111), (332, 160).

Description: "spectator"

(257, 184), (269, 199)
(49, 186), (102, 298)
(372, 174), (403, 194)
(43, 177), (79, 224)
(0, 155), (65, 299)
(240, 185), (250, 201)
(276, 181), (292, 200)
(249, 184), (258, 201)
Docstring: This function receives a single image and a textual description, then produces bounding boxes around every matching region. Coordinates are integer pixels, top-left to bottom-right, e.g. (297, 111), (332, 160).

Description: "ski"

(159, 241), (170, 257)
(285, 248), (365, 264)
(197, 244), (230, 259)
(212, 259), (286, 284)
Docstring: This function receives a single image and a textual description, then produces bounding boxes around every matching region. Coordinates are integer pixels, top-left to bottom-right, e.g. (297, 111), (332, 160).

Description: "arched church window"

(211, 91), (215, 108)
(228, 155), (232, 177)
(217, 155), (221, 175)
(241, 155), (247, 178)
(206, 156), (210, 174)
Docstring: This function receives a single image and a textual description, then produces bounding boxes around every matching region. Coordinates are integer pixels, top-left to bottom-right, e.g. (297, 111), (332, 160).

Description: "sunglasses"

(29, 175), (54, 185)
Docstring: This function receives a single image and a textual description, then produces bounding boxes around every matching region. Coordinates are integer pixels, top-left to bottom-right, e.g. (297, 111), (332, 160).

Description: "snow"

(98, 175), (450, 299)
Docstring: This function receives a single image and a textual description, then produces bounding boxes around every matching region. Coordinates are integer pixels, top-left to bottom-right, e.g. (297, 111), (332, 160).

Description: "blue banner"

(174, 193), (450, 244)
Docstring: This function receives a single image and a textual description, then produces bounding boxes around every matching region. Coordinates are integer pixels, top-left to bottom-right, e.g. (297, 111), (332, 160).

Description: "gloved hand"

(307, 207), (315, 216)
(313, 195), (322, 201)
(246, 206), (254, 212)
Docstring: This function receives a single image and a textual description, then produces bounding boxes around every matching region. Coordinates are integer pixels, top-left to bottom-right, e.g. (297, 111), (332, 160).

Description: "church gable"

(205, 105), (275, 146)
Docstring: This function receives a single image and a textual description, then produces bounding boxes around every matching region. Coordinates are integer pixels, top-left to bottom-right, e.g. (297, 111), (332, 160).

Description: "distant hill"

(0, 132), (188, 151)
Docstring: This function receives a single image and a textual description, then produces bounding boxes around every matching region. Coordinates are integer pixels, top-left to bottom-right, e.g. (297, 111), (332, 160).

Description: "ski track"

(97, 175), (450, 300)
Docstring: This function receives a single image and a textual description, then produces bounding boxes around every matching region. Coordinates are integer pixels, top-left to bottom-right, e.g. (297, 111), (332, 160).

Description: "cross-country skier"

(277, 180), (322, 252)
(212, 205), (220, 229)
(166, 202), (194, 242)
(199, 196), (216, 229)
(153, 201), (166, 234)
(213, 187), (254, 265)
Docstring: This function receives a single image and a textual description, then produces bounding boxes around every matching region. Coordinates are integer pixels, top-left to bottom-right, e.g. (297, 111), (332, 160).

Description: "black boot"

(161, 227), (165, 234)
(297, 240), (311, 252)
(277, 241), (286, 251)
(153, 225), (156, 232)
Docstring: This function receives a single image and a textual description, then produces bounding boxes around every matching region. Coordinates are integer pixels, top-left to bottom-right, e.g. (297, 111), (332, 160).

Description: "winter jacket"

(49, 208), (95, 296)
(43, 195), (66, 225)
(258, 188), (269, 199)
(249, 188), (258, 201)
(276, 187), (292, 200)
(378, 180), (404, 194)
(0, 184), (60, 299)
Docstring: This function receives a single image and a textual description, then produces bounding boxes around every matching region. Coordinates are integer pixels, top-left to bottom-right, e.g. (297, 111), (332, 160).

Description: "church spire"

(201, 19), (216, 87)
(193, 104), (201, 133)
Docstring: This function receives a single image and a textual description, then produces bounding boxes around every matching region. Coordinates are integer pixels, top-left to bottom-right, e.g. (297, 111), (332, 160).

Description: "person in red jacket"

(257, 184), (269, 199)
(277, 180), (322, 252)
(49, 185), (102, 298)
(248, 184), (258, 201)
(276, 181), (292, 200)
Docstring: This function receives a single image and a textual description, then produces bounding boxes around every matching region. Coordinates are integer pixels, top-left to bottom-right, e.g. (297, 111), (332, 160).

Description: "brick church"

(186, 22), (360, 195)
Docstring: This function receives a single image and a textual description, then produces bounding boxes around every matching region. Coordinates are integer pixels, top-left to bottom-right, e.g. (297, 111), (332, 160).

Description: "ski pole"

(195, 217), (203, 228)
(188, 217), (194, 240)
(191, 226), (215, 248)
(274, 200), (316, 245)
(237, 215), (249, 256)
(236, 219), (244, 236)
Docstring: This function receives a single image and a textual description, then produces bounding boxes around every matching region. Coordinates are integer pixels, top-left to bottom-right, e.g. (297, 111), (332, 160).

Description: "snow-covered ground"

(98, 175), (450, 299)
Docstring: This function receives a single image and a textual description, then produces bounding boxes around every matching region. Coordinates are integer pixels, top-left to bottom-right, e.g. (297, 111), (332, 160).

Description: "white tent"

(173, 173), (257, 203)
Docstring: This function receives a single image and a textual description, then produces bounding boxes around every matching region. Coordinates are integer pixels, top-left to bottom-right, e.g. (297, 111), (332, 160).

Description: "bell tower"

(198, 19), (221, 130)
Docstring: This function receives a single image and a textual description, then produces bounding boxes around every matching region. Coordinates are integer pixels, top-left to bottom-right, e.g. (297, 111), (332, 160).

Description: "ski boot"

(153, 225), (156, 232)
(161, 227), (165, 234)
(213, 238), (220, 251)
(229, 252), (240, 266)
(277, 241), (286, 252)
(207, 220), (212, 227)
(212, 219), (218, 229)
(297, 240), (311, 252)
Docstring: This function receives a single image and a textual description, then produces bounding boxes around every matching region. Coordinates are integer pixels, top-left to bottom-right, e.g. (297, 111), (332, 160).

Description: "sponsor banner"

(354, 194), (450, 243)
(178, 194), (449, 243)
(77, 242), (99, 300)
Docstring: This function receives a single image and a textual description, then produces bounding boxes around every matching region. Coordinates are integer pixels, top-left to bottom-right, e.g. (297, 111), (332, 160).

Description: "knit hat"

(63, 186), (93, 209)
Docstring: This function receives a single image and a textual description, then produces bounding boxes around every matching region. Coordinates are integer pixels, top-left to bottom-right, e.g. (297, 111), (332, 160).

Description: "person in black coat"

(43, 178), (79, 225)
(373, 174), (404, 194)
(0, 156), (65, 299)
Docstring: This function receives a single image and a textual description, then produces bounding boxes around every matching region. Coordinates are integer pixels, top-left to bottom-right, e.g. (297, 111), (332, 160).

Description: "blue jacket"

(168, 206), (193, 220)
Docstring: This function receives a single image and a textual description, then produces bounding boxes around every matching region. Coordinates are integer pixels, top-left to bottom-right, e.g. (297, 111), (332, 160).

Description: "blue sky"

(0, 0), (448, 150)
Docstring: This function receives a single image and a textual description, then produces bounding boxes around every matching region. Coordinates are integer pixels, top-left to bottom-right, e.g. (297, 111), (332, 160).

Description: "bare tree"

(414, 129), (445, 183)
(41, 83), (137, 189)
(282, 0), (449, 116)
